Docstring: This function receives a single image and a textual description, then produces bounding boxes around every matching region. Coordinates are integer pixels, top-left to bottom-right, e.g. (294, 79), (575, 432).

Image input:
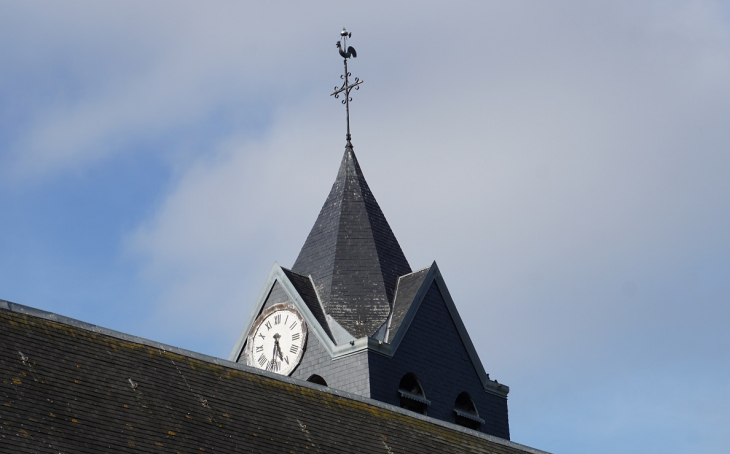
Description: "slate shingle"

(387, 267), (431, 343)
(281, 268), (334, 342)
(0, 305), (546, 454)
(292, 144), (412, 338)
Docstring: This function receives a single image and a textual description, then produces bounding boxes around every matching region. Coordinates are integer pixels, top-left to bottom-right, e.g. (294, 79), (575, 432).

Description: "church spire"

(292, 147), (412, 338)
(293, 28), (409, 339)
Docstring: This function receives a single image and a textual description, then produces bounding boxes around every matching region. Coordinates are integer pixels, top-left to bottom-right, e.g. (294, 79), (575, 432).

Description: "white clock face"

(246, 303), (307, 376)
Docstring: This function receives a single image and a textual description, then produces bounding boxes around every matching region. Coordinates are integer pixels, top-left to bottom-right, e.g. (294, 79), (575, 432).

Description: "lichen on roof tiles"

(0, 304), (546, 454)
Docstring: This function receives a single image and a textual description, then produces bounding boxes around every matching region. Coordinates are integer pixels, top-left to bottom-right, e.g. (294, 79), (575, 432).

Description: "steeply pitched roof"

(387, 267), (431, 343)
(281, 267), (334, 341)
(292, 143), (412, 338)
(0, 301), (546, 454)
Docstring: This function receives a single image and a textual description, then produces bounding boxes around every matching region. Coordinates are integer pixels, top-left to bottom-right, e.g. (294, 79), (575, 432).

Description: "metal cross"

(331, 28), (363, 144)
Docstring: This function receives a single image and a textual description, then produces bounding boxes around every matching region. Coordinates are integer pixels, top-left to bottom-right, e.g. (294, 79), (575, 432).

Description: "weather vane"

(330, 28), (363, 146)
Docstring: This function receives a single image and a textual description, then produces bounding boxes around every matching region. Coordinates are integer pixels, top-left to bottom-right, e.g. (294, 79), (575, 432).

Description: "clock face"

(246, 303), (307, 376)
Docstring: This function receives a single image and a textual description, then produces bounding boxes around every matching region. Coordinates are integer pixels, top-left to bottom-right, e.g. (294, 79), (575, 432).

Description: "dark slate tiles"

(261, 280), (289, 310)
(281, 268), (335, 342)
(370, 281), (511, 439)
(0, 308), (537, 454)
(387, 267), (431, 343)
(292, 144), (412, 338)
(290, 330), (371, 396)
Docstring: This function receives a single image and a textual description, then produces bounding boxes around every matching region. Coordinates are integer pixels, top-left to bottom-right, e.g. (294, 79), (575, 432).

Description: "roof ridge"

(350, 149), (412, 306)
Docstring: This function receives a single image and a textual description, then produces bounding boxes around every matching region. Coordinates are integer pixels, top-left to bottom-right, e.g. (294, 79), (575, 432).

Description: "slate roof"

(281, 267), (334, 341)
(292, 143), (412, 338)
(0, 300), (547, 454)
(387, 267), (431, 343)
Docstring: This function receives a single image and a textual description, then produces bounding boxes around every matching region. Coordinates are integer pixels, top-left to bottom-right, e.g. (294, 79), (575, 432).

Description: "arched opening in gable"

(397, 373), (430, 415)
(453, 391), (483, 431)
(307, 374), (328, 386)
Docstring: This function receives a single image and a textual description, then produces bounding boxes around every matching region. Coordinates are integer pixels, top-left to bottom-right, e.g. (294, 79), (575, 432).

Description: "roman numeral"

(267, 360), (279, 372)
(292, 333), (300, 341)
(258, 333), (265, 340)
(274, 314), (281, 324)
(290, 345), (299, 354)
(258, 355), (267, 366)
(285, 315), (289, 325)
(289, 321), (297, 330)
(255, 346), (264, 352)
(284, 356), (290, 365)
(265, 321), (272, 330)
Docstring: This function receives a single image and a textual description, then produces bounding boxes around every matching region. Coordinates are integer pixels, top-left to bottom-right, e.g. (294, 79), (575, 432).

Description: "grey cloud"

(2, 1), (729, 453)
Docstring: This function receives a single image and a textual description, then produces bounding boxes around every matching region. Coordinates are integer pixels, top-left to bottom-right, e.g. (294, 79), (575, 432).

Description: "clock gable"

(229, 264), (335, 365)
(260, 281), (290, 311)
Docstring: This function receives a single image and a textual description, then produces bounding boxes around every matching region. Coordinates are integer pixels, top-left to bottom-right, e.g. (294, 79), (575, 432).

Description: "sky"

(1, 1), (729, 452)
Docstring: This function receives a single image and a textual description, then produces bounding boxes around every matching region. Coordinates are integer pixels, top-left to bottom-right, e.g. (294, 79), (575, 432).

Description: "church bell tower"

(229, 29), (510, 439)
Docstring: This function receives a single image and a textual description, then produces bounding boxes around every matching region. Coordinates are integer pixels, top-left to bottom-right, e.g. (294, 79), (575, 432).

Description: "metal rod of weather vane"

(331, 28), (362, 144)
(344, 58), (351, 141)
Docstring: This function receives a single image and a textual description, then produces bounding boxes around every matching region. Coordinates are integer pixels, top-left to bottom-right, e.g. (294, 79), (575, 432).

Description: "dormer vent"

(397, 373), (430, 415)
(453, 392), (484, 430)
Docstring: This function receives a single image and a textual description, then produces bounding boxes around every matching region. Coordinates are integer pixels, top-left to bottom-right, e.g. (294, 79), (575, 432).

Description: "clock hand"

(269, 333), (283, 371)
(277, 338), (285, 360)
(269, 342), (279, 371)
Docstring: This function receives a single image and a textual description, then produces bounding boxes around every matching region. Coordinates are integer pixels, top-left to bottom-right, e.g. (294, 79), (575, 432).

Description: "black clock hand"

(269, 333), (283, 371)
(274, 337), (284, 360)
(269, 342), (279, 371)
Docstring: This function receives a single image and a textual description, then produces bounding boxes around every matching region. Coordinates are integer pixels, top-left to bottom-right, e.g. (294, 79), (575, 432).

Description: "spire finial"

(330, 27), (363, 147)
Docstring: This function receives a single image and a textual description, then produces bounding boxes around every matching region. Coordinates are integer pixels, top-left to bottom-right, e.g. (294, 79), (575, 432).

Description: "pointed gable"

(369, 272), (511, 439)
(229, 264), (337, 363)
(382, 263), (506, 397)
(292, 144), (412, 338)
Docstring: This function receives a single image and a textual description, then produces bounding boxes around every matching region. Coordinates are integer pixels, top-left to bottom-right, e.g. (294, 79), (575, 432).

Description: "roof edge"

(0, 298), (547, 454)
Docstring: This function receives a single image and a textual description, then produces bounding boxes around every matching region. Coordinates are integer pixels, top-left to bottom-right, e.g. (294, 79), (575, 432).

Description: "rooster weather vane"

(331, 28), (363, 145)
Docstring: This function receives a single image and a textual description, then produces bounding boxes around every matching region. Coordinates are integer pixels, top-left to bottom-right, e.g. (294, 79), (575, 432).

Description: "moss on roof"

(0, 307), (545, 454)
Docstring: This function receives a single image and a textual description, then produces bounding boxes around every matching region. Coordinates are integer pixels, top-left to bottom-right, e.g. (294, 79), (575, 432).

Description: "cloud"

(0, 2), (338, 180)
(4, 1), (730, 452)
(122, 2), (730, 370)
(126, 97), (343, 348)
